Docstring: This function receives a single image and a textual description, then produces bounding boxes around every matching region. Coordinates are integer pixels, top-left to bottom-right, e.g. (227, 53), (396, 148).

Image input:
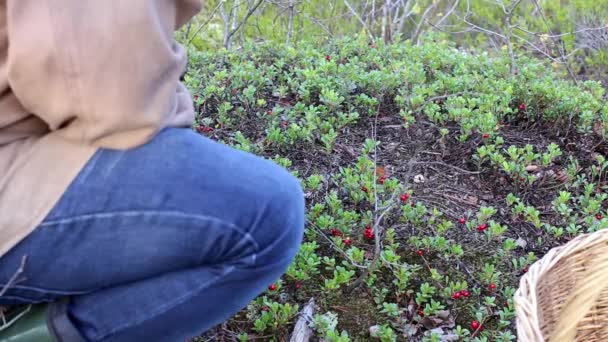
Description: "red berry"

(361, 186), (368, 192)
(268, 284), (277, 291)
(477, 223), (488, 232)
(597, 214), (603, 220)
(378, 176), (386, 184)
(458, 217), (466, 224)
(417, 310), (425, 317)
(471, 320), (482, 331)
(330, 228), (343, 237)
(482, 133), (490, 139)
(295, 282), (302, 289)
(416, 250), (424, 256)
(400, 193), (410, 202)
(452, 292), (462, 300)
(523, 267), (529, 273)
(281, 120), (289, 128)
(364, 228), (374, 240)
(489, 283), (497, 291)
(197, 125), (213, 133)
(343, 237), (351, 246)
(325, 55), (331, 61)
(519, 103), (527, 111)
(461, 290), (471, 297)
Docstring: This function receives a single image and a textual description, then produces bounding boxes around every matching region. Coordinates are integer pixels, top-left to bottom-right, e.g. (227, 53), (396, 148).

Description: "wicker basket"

(514, 228), (608, 341)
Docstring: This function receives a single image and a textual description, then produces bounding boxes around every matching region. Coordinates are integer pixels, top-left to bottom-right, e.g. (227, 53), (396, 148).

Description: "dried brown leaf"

(516, 237), (528, 249)
(555, 169), (569, 183)
(336, 143), (357, 157)
(525, 165), (540, 172)
(407, 299), (417, 317)
(420, 310), (455, 330)
(594, 120), (604, 136)
(376, 166), (386, 179)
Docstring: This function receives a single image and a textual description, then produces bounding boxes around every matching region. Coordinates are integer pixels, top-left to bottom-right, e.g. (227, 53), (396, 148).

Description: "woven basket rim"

(514, 228), (608, 341)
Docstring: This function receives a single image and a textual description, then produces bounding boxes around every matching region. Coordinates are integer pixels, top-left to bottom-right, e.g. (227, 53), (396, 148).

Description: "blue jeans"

(0, 128), (305, 342)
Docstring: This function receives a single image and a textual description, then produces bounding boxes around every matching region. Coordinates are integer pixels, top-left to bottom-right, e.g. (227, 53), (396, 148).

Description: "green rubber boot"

(0, 305), (54, 342)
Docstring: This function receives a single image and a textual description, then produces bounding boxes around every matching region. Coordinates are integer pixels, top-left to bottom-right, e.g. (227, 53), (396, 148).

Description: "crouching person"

(0, 1), (304, 341)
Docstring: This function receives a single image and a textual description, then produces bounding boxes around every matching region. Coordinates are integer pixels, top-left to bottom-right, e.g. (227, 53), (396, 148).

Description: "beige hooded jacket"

(0, 0), (202, 257)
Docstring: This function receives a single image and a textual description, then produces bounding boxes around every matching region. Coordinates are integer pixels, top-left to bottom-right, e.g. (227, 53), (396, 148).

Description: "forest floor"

(181, 39), (608, 341)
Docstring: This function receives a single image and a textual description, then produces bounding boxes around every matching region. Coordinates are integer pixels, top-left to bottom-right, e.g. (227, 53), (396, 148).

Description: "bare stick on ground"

(0, 255), (29, 331)
(348, 104), (411, 292)
(289, 298), (316, 342)
(0, 255), (27, 298)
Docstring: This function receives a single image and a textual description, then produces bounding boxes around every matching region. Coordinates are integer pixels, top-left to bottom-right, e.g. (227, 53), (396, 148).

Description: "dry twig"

(0, 255), (29, 331)
(289, 298), (315, 342)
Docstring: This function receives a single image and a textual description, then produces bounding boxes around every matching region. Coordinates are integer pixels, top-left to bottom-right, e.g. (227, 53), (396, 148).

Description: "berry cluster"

(197, 125), (213, 134)
(451, 289), (471, 300)
(364, 225), (374, 240)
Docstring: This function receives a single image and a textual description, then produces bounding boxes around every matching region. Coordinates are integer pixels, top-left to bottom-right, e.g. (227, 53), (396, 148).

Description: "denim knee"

(253, 164), (305, 267)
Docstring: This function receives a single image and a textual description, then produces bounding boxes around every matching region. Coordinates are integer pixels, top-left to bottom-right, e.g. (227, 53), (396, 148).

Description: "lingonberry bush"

(187, 36), (608, 341)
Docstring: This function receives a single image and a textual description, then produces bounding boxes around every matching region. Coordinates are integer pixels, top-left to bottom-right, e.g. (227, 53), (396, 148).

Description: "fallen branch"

(308, 223), (367, 269)
(0, 306), (31, 332)
(0, 255), (27, 297)
(412, 92), (482, 115)
(348, 107), (409, 292)
(412, 161), (481, 175)
(289, 298), (316, 342)
(0, 255), (28, 331)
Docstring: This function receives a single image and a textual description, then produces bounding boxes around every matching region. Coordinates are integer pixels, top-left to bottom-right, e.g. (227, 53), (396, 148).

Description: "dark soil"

(197, 106), (607, 341)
